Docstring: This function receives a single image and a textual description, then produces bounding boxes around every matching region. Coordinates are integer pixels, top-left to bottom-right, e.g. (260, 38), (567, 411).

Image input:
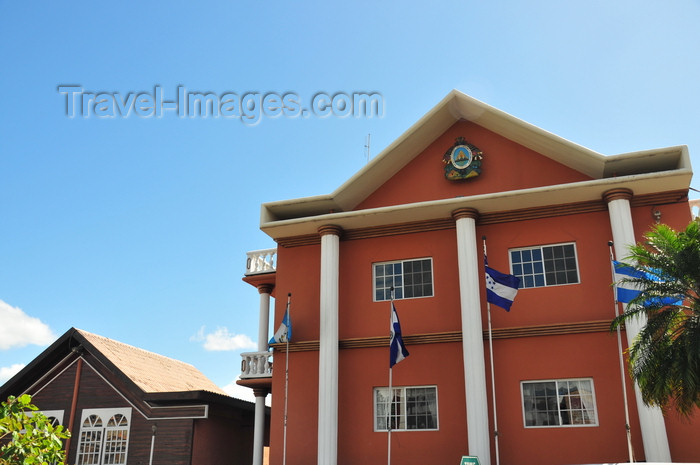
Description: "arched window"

(76, 409), (131, 465)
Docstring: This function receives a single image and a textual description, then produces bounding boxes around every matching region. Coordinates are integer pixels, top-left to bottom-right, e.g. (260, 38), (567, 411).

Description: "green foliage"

(612, 219), (700, 416)
(0, 395), (70, 465)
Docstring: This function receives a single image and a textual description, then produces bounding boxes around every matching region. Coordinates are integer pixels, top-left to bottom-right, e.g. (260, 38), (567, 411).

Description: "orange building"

(238, 91), (699, 465)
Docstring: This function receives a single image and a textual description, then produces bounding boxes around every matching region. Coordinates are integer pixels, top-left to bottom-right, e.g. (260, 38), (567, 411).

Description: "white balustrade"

(240, 351), (273, 379)
(245, 248), (277, 275)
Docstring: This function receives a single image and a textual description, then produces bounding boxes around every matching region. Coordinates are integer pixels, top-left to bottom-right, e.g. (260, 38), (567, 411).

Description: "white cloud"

(191, 326), (257, 351)
(0, 363), (25, 384)
(0, 300), (56, 350)
(222, 376), (271, 406)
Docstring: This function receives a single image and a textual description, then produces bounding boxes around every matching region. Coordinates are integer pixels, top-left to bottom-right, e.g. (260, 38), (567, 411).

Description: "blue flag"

(485, 257), (520, 311)
(269, 303), (292, 344)
(613, 260), (682, 306)
(389, 303), (409, 368)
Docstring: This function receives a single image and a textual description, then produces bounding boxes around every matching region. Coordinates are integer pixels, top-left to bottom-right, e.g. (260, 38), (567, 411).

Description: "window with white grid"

(76, 408), (131, 465)
(510, 243), (579, 289)
(373, 258), (433, 301)
(374, 386), (438, 431)
(521, 378), (598, 427)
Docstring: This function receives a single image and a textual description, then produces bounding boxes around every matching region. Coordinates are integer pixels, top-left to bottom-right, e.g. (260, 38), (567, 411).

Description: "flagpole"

(607, 243), (635, 463)
(482, 236), (501, 465)
(283, 293), (291, 465)
(387, 287), (394, 465)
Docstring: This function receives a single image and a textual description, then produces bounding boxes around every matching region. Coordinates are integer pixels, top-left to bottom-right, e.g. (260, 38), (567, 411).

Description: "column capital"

(603, 188), (633, 203)
(253, 387), (270, 398)
(452, 207), (479, 221)
(318, 224), (343, 237)
(256, 284), (274, 295)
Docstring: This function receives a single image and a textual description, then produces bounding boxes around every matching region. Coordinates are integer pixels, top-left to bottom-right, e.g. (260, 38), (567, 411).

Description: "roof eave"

(260, 91), (613, 223)
(260, 169), (692, 240)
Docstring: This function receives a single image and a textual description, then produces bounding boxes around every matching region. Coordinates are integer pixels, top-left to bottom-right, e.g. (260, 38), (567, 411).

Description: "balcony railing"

(245, 248), (277, 275)
(240, 351), (273, 379)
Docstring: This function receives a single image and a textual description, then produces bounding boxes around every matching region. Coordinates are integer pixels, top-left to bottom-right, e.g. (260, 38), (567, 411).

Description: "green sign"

(460, 457), (480, 465)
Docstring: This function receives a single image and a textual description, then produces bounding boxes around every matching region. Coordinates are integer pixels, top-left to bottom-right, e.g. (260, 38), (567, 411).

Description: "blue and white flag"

(389, 303), (409, 368)
(485, 257), (520, 312)
(613, 260), (682, 306)
(269, 303), (292, 344)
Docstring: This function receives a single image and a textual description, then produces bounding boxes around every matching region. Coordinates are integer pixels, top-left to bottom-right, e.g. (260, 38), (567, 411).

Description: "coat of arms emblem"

(442, 137), (483, 181)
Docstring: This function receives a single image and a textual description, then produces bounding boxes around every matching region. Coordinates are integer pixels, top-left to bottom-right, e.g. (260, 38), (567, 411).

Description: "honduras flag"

(485, 257), (520, 312)
(269, 303), (292, 344)
(613, 260), (682, 306)
(389, 303), (409, 368)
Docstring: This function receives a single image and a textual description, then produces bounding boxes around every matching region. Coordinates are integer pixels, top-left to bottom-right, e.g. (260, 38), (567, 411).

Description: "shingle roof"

(77, 329), (228, 396)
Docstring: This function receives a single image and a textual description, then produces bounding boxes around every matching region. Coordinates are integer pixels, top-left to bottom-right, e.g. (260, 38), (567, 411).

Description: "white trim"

(26, 353), (78, 397)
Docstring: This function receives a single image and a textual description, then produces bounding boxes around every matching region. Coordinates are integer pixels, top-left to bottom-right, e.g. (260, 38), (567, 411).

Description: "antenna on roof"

(364, 134), (371, 164)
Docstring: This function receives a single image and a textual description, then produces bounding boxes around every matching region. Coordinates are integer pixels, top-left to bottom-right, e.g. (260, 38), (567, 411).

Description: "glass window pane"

(522, 379), (596, 428)
(543, 247), (553, 259)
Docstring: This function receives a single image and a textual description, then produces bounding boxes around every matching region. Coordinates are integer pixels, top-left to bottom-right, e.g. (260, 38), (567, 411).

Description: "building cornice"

(275, 189), (687, 248)
(269, 319), (618, 352)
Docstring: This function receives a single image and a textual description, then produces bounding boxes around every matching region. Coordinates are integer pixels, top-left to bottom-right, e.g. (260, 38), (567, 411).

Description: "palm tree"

(612, 219), (700, 416)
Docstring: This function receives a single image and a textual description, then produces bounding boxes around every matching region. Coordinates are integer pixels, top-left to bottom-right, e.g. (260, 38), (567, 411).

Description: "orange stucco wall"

(266, 121), (698, 464)
(356, 120), (592, 210)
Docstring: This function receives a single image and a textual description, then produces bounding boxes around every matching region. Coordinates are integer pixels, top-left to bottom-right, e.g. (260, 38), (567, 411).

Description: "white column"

(318, 225), (341, 465)
(604, 189), (671, 462)
(252, 388), (268, 465)
(453, 208), (491, 465)
(252, 284), (273, 465)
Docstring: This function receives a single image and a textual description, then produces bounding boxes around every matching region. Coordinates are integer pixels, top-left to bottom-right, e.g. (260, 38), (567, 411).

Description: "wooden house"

(0, 327), (269, 465)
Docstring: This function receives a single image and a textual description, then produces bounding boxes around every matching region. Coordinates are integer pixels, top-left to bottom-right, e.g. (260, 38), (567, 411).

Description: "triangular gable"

(355, 119), (593, 210)
(260, 91), (691, 240)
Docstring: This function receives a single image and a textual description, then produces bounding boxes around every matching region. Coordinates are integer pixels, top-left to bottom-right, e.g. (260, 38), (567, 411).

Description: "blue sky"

(1, 1), (699, 400)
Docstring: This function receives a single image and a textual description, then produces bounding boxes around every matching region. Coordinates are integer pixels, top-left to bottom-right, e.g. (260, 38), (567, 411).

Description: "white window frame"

(521, 378), (598, 428)
(509, 242), (580, 289)
(76, 407), (132, 465)
(373, 257), (434, 302)
(373, 385), (439, 432)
